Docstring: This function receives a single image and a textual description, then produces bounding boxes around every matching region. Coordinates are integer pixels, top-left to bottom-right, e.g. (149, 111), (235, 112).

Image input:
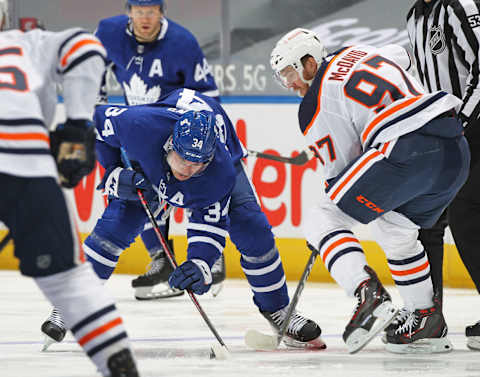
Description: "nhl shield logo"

(429, 25), (446, 55)
(37, 254), (52, 269)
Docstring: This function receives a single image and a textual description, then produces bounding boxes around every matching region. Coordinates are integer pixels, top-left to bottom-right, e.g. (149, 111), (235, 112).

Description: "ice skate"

(107, 348), (140, 377)
(381, 307), (411, 344)
(343, 266), (397, 354)
(210, 254), (226, 297)
(261, 307), (326, 349)
(466, 321), (480, 351)
(41, 308), (66, 351)
(131, 249), (184, 300)
(385, 300), (453, 354)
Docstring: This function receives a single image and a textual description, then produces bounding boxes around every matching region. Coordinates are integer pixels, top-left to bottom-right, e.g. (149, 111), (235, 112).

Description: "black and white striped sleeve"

(447, 0), (480, 122)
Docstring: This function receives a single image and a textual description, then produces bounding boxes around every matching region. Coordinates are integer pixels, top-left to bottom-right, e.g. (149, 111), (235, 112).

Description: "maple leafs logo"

(123, 74), (161, 105)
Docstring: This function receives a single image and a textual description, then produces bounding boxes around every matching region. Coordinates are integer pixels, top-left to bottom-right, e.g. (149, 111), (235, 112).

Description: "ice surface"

(0, 271), (478, 377)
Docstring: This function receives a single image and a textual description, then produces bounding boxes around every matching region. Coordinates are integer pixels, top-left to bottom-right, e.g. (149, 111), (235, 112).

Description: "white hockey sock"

(319, 230), (369, 297)
(388, 251), (434, 311)
(35, 263), (132, 376)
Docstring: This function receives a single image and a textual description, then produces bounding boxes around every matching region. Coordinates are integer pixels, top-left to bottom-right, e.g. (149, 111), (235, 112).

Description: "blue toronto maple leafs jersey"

(94, 91), (238, 266)
(95, 15), (219, 105)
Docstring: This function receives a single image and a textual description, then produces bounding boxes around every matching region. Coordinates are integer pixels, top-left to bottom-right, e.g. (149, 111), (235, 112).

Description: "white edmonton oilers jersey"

(298, 44), (462, 181)
(0, 28), (106, 178)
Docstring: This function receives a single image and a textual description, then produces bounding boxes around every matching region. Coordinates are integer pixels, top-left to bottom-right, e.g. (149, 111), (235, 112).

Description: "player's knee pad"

(303, 196), (359, 250)
(83, 231), (122, 281)
(94, 199), (147, 250)
(370, 211), (422, 260)
(240, 246), (289, 312)
(228, 201), (275, 256)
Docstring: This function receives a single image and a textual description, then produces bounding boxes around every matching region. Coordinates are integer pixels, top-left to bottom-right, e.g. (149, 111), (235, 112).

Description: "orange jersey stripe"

(303, 50), (348, 136)
(390, 261), (429, 277)
(361, 96), (423, 144)
(0, 132), (49, 143)
(78, 317), (123, 346)
(380, 141), (390, 155)
(329, 150), (381, 201)
(61, 39), (103, 68)
(322, 237), (359, 263)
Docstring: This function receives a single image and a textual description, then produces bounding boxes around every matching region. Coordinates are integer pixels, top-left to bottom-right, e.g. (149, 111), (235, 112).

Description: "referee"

(407, 0), (480, 351)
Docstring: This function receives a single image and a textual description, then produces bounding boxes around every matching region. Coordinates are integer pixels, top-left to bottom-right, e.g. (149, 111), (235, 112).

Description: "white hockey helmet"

(0, 0), (8, 30)
(270, 28), (327, 88)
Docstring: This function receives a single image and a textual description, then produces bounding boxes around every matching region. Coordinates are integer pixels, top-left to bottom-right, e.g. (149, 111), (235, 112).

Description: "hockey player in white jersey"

(0, 2), (139, 375)
(270, 28), (470, 354)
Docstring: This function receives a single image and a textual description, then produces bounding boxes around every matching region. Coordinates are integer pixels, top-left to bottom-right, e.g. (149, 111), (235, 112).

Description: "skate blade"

(245, 329), (327, 351)
(346, 301), (397, 354)
(386, 337), (453, 354)
(283, 335), (327, 350)
(42, 335), (59, 352)
(134, 286), (185, 300)
(211, 283), (223, 298)
(467, 336), (480, 351)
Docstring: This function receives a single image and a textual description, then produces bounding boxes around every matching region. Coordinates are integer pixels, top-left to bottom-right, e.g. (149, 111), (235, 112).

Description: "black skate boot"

(210, 254), (226, 297)
(261, 307), (326, 349)
(385, 300), (453, 354)
(381, 307), (411, 344)
(466, 321), (480, 351)
(107, 348), (140, 377)
(131, 240), (184, 300)
(343, 266), (397, 354)
(41, 308), (66, 351)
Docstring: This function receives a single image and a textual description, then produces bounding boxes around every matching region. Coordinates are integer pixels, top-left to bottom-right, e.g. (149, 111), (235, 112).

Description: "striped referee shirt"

(407, 0), (480, 123)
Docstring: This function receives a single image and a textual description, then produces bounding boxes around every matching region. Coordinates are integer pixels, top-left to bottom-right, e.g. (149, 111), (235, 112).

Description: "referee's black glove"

(50, 119), (96, 188)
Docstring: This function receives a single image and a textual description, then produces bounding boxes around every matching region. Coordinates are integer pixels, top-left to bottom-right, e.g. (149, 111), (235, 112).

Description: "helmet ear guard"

(270, 28), (327, 87)
(172, 111), (217, 164)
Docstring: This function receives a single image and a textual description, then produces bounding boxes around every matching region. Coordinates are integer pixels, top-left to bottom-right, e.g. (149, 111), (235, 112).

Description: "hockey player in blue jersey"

(42, 88), (326, 350)
(94, 0), (221, 300)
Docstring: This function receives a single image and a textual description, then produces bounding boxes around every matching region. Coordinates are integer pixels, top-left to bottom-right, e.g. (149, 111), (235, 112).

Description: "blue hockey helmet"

(127, 0), (164, 6)
(172, 111), (217, 164)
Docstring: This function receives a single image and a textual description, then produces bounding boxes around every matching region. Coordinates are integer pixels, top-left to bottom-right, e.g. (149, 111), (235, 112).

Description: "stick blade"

(210, 344), (230, 360)
(245, 329), (280, 351)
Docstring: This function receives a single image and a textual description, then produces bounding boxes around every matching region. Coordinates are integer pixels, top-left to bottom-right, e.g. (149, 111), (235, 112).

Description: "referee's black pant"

(449, 124), (480, 294)
(421, 124), (480, 301)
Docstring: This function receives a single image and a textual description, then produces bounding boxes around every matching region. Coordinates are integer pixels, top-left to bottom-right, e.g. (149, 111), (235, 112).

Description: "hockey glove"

(98, 166), (153, 201)
(168, 259), (212, 295)
(50, 119), (96, 188)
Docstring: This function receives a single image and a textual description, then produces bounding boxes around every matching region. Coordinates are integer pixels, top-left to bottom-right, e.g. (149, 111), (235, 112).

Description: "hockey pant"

(229, 162), (289, 313)
(305, 122), (469, 311)
(0, 175), (131, 376)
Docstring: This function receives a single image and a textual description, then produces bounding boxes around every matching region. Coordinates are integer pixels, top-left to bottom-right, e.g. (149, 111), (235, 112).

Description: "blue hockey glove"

(168, 259), (212, 295)
(99, 166), (152, 201)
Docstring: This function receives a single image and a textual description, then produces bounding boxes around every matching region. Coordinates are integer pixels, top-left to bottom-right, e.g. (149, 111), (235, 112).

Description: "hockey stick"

(245, 243), (321, 350)
(247, 149), (314, 165)
(120, 148), (229, 359)
(0, 231), (11, 253)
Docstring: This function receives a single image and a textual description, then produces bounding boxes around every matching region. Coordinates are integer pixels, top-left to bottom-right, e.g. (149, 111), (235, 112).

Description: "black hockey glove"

(50, 119), (96, 189)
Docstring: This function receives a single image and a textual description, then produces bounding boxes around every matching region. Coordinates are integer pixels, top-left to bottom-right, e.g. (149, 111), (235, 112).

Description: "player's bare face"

(129, 5), (163, 43)
(279, 66), (310, 97)
(167, 150), (207, 181)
